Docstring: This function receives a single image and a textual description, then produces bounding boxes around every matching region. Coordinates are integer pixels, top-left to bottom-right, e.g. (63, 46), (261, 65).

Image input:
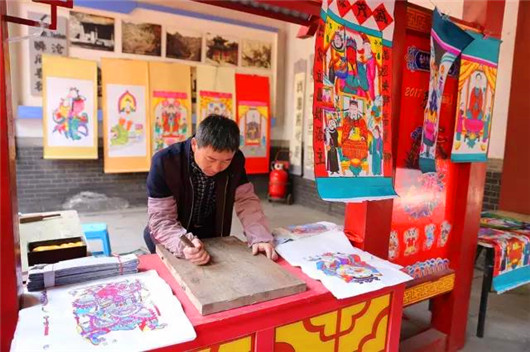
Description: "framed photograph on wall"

(166, 27), (202, 62)
(122, 21), (162, 57)
(205, 33), (239, 66)
(241, 39), (272, 69)
(69, 11), (114, 51)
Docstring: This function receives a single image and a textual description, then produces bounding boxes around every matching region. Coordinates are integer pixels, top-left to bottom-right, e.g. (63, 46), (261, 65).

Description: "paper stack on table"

(12, 270), (196, 352)
(27, 254), (139, 291)
(272, 221), (342, 246)
(276, 227), (412, 299)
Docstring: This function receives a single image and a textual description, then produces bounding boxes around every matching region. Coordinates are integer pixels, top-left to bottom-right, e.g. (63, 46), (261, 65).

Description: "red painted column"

(0, 0), (22, 350)
(430, 1), (505, 351)
(499, 0), (530, 215)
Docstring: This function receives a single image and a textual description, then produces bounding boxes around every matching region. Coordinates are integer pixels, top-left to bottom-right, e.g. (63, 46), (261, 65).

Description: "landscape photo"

(241, 40), (272, 69)
(122, 21), (162, 56)
(166, 28), (202, 62)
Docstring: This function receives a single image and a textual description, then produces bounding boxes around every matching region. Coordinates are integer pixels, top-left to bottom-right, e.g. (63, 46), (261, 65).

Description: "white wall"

(276, 24), (315, 142)
(8, 1), (284, 139)
(488, 0), (518, 159)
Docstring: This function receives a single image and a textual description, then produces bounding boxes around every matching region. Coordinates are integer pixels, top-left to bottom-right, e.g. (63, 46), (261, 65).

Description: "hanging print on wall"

(102, 58), (150, 173)
(106, 85), (147, 157)
(199, 91), (233, 120)
(312, 0), (396, 202)
(451, 32), (501, 162)
(46, 78), (94, 147)
(152, 91), (190, 153)
(238, 101), (268, 157)
(235, 74), (270, 174)
(43, 56), (97, 159)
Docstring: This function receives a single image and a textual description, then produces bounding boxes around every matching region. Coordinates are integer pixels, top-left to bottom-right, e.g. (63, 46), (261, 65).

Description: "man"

(144, 114), (277, 265)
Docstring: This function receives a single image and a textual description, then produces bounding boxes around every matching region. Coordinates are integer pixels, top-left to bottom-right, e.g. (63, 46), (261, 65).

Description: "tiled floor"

(79, 203), (530, 351)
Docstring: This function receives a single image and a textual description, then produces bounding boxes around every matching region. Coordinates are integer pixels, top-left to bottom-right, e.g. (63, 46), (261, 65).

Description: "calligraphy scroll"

(29, 12), (68, 96)
(291, 60), (306, 176)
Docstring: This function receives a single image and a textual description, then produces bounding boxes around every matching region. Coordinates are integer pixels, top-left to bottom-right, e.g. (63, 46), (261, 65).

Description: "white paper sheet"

(276, 230), (411, 299)
(11, 270), (196, 352)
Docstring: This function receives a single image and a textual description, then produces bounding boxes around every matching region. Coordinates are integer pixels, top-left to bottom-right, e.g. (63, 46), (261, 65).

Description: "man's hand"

(183, 239), (210, 265)
(252, 242), (278, 261)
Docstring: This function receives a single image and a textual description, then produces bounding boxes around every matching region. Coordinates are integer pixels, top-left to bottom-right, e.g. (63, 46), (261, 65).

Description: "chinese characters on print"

(29, 13), (68, 96)
(290, 68), (306, 176)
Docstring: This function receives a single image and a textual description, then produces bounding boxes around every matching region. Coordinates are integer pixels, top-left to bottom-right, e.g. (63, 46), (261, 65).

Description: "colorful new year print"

(403, 228), (419, 256)
(46, 77), (94, 147)
(152, 91), (190, 153)
(238, 101), (268, 157)
(418, 10), (472, 172)
(308, 252), (383, 284)
(404, 257), (450, 279)
(70, 279), (166, 345)
(451, 32), (501, 163)
(312, 1), (396, 202)
(199, 91), (233, 121)
(389, 230), (399, 260)
(106, 84), (147, 158)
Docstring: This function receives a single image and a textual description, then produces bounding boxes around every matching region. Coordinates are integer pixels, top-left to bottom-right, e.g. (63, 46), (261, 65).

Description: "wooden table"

(18, 210), (84, 273)
(139, 254), (406, 352)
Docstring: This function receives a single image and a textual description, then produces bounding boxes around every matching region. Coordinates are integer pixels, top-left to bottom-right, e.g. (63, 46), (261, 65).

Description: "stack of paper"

(27, 254), (139, 291)
(273, 221), (342, 246)
(276, 228), (412, 299)
(12, 270), (197, 351)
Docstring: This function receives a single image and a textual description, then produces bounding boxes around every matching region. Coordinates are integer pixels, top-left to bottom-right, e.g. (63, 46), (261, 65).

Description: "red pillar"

(0, 0), (22, 350)
(499, 0), (530, 215)
(430, 1), (505, 351)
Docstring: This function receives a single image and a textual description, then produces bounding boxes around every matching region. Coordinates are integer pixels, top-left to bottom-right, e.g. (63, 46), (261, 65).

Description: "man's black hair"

(196, 114), (240, 152)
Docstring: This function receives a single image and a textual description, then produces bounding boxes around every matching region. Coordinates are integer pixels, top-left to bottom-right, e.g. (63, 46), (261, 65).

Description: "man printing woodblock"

(144, 114), (277, 265)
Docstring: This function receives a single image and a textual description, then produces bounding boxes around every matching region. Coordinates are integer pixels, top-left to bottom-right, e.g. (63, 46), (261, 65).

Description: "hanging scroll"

(43, 56), (97, 159)
(451, 32), (501, 163)
(196, 66), (236, 124)
(102, 58), (151, 173)
(418, 10), (472, 173)
(149, 62), (192, 154)
(312, 0), (396, 202)
(236, 74), (270, 174)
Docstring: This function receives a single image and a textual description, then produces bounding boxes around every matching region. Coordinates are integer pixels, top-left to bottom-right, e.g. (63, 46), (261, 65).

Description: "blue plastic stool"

(82, 223), (112, 256)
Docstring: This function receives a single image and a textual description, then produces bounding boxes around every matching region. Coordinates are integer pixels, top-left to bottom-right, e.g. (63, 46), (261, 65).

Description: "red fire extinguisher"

(268, 151), (293, 204)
